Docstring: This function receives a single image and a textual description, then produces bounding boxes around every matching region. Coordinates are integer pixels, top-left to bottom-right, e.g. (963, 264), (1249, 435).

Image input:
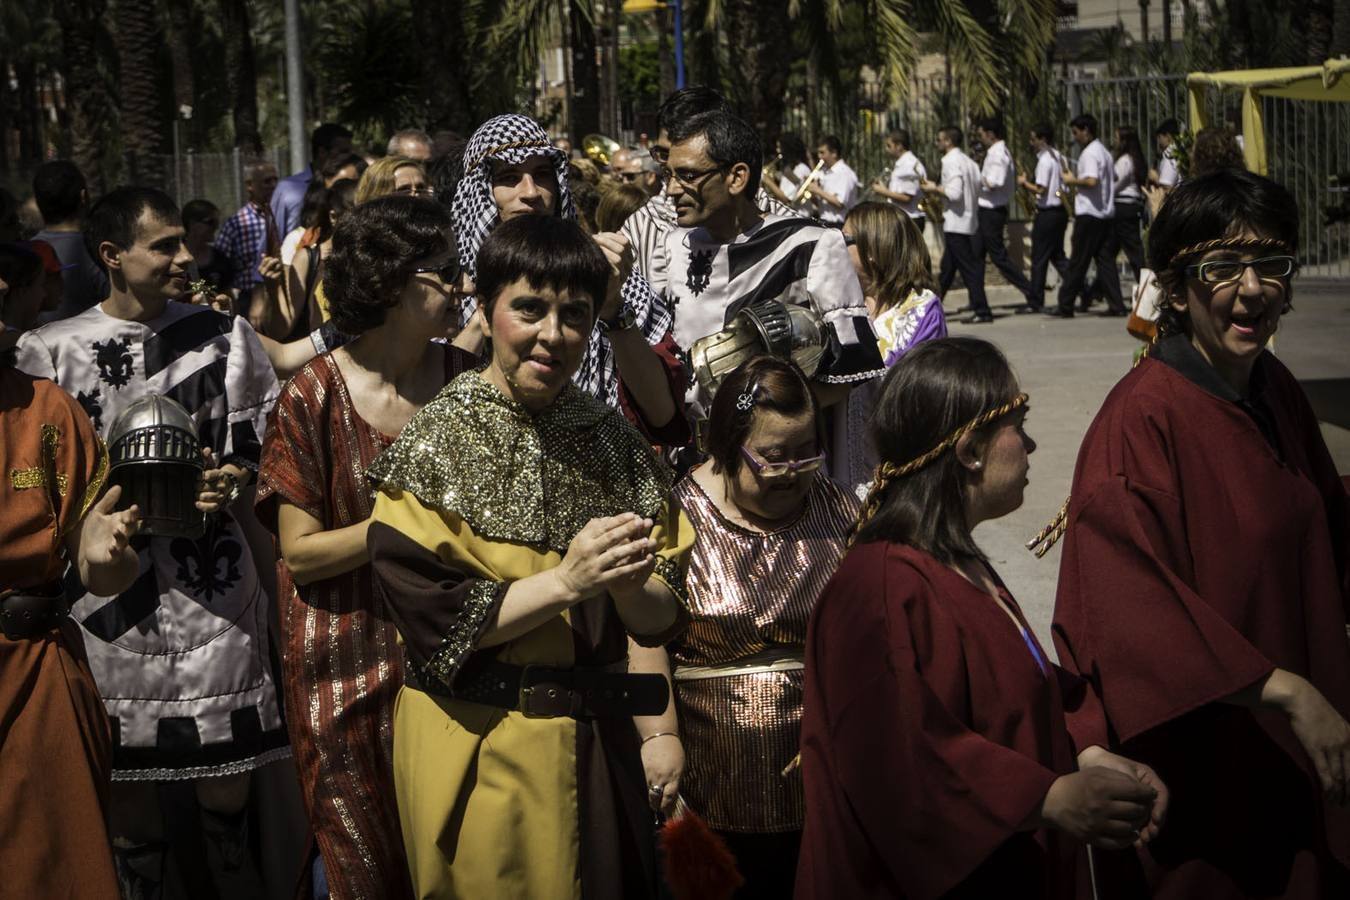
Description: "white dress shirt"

(888, 151), (926, 218)
(1157, 146), (1180, 187)
(978, 139), (1015, 209)
(939, 147), (980, 235)
(1074, 139), (1115, 219)
(1114, 154), (1143, 203)
(816, 160), (859, 225)
(1033, 147), (1065, 209)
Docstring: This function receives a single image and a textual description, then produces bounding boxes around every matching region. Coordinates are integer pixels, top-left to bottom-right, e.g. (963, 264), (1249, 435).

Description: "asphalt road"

(935, 280), (1350, 656)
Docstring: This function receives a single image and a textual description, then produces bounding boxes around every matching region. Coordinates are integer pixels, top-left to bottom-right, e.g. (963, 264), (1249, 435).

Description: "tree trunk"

(569, 0), (600, 141)
(165, 0), (196, 147)
(219, 0), (261, 153)
(16, 60), (43, 165)
(410, 0), (474, 132)
(115, 0), (168, 186)
(0, 49), (10, 175)
(1333, 0), (1350, 58)
(720, 0), (789, 152)
(54, 0), (114, 195)
(684, 0), (720, 93)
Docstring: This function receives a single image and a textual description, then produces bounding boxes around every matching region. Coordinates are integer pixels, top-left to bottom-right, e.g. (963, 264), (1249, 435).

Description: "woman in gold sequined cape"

(365, 370), (695, 900)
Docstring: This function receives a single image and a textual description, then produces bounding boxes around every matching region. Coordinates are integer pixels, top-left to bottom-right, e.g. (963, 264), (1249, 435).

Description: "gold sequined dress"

(669, 471), (858, 832)
(365, 371), (695, 900)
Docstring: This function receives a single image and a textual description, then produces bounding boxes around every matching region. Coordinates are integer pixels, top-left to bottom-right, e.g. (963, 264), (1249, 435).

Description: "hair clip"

(735, 391), (755, 412)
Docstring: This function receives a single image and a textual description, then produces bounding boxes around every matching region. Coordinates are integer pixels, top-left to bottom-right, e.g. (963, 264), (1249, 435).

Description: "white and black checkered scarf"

(453, 113), (672, 408)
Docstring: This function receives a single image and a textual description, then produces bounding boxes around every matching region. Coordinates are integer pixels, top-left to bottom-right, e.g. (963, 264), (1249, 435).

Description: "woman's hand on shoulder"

(553, 513), (657, 602)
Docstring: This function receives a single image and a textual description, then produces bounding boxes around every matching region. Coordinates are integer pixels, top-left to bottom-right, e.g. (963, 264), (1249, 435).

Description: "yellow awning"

(1187, 60), (1350, 175)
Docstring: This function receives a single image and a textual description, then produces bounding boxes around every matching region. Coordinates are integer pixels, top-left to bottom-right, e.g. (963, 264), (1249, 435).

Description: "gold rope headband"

(1166, 235), (1293, 269)
(465, 138), (556, 173)
(850, 393), (1029, 545)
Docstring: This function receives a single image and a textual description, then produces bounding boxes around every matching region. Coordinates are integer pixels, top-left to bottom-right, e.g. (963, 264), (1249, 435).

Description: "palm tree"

(52, 0), (115, 194)
(219, 0), (260, 152)
(114, 0), (169, 186)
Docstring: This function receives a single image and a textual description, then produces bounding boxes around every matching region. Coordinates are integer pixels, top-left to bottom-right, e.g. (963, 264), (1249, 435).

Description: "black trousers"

(1028, 206), (1070, 309)
(1057, 214), (1118, 313)
(1089, 200), (1147, 301)
(716, 829), (802, 900)
(938, 232), (990, 316)
(977, 205), (1031, 295)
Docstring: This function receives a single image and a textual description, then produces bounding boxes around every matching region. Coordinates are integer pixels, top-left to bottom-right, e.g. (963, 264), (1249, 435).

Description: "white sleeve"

(806, 230), (883, 382)
(942, 161), (964, 203)
(1158, 151), (1179, 187)
(983, 150), (1009, 190)
(13, 331), (58, 382)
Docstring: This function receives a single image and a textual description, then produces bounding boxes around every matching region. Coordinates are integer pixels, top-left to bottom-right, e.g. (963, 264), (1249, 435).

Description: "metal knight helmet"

(106, 395), (206, 539)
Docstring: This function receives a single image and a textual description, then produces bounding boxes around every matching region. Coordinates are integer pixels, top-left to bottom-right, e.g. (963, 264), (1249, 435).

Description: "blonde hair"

(355, 156), (425, 205)
(845, 201), (936, 314)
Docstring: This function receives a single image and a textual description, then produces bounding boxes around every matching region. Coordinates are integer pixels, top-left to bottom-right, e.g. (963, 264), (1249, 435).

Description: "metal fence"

(782, 70), (1350, 279)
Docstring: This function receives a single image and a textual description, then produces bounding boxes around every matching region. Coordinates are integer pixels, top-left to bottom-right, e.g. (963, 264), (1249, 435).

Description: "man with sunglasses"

(612, 146), (662, 197)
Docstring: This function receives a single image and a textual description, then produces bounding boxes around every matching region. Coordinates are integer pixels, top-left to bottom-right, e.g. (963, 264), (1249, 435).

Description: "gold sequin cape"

(366, 370), (694, 900)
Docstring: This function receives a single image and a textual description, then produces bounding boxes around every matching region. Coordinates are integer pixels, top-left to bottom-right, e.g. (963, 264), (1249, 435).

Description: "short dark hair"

(474, 216), (609, 323)
(595, 183), (649, 233)
(817, 134), (843, 156)
(976, 117), (1005, 139)
(669, 109), (764, 196)
(656, 85), (731, 135)
(311, 123), (353, 162)
(887, 130), (912, 150)
(319, 178), (358, 242)
(1190, 127), (1245, 178)
(938, 126), (963, 148)
(0, 243), (44, 295)
(33, 160), (87, 224)
(778, 133), (808, 169)
(1148, 169), (1299, 336)
(427, 148), (466, 212)
(180, 199), (219, 228)
(324, 195), (453, 335)
(1031, 122), (1056, 144)
(84, 187), (181, 270)
(706, 356), (821, 477)
(1154, 117), (1180, 138)
(319, 152), (367, 183)
(1070, 114), (1098, 136)
(855, 337), (1020, 563)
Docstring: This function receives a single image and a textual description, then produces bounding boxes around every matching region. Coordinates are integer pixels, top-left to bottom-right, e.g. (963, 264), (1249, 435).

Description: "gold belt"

(673, 649), (805, 682)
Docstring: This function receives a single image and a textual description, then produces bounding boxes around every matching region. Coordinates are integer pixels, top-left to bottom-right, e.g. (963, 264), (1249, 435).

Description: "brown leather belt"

(409, 657), (669, 719)
(0, 588), (70, 640)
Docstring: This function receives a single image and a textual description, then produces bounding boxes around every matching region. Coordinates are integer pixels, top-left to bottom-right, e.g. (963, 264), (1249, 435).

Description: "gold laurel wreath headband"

(850, 393), (1029, 546)
(465, 138), (556, 173)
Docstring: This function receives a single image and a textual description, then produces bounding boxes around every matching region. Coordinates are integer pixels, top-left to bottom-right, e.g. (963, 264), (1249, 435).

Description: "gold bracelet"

(641, 731), (680, 746)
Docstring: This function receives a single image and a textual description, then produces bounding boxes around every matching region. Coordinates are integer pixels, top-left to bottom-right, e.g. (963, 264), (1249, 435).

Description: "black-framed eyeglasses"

(1184, 255), (1297, 285)
(649, 145), (670, 166)
(410, 259), (462, 286)
(739, 445), (826, 478)
(616, 170), (645, 183)
(662, 163), (728, 190)
(843, 234), (857, 246)
(395, 185), (435, 197)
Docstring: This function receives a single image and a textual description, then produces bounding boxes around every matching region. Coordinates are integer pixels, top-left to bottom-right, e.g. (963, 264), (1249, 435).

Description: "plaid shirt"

(214, 202), (271, 292)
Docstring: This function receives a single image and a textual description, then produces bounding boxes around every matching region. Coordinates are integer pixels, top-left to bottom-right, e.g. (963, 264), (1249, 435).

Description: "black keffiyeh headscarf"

(453, 113), (673, 409)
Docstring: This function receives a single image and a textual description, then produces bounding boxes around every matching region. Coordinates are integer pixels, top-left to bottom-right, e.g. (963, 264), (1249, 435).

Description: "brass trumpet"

(582, 133), (621, 168)
(792, 159), (826, 204)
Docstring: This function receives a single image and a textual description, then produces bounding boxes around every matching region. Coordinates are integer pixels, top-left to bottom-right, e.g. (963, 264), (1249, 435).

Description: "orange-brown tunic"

(0, 365), (118, 899)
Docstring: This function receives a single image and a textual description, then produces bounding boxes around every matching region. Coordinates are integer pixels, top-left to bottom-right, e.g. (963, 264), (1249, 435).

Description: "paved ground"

(934, 280), (1350, 657)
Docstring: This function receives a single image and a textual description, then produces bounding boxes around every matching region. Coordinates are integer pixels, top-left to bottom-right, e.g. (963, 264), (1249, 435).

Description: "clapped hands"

(553, 513), (658, 603)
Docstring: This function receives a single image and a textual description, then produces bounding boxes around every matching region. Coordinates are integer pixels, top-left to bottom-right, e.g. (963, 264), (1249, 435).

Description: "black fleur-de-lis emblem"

(686, 248), (715, 296)
(76, 388), (104, 431)
(170, 533), (243, 602)
(92, 337), (135, 389)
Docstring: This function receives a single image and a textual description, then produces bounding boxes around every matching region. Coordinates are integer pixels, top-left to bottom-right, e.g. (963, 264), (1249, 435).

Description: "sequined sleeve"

(629, 500), (696, 648)
(368, 490), (507, 689)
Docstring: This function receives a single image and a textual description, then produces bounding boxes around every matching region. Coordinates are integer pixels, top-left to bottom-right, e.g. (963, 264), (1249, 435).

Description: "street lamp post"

(622, 0), (685, 89)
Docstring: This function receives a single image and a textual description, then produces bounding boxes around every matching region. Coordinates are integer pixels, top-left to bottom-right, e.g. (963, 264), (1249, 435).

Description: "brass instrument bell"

(582, 134), (622, 168)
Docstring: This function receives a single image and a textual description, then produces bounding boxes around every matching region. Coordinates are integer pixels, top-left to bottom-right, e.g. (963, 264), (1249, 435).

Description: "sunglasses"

(739, 445), (826, 478)
(410, 259), (463, 285)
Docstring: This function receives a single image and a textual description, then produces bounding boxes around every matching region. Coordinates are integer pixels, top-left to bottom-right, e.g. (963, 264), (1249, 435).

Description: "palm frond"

(996, 0), (1056, 79)
(489, 0), (571, 74)
(931, 0), (999, 114)
(873, 0), (919, 104)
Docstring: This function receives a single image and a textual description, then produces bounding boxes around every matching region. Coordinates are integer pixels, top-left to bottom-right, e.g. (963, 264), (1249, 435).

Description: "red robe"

(797, 542), (1080, 900)
(1052, 337), (1350, 898)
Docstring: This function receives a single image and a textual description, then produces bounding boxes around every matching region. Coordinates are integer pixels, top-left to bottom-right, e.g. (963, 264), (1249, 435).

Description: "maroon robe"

(797, 541), (1080, 900)
(1052, 336), (1350, 898)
